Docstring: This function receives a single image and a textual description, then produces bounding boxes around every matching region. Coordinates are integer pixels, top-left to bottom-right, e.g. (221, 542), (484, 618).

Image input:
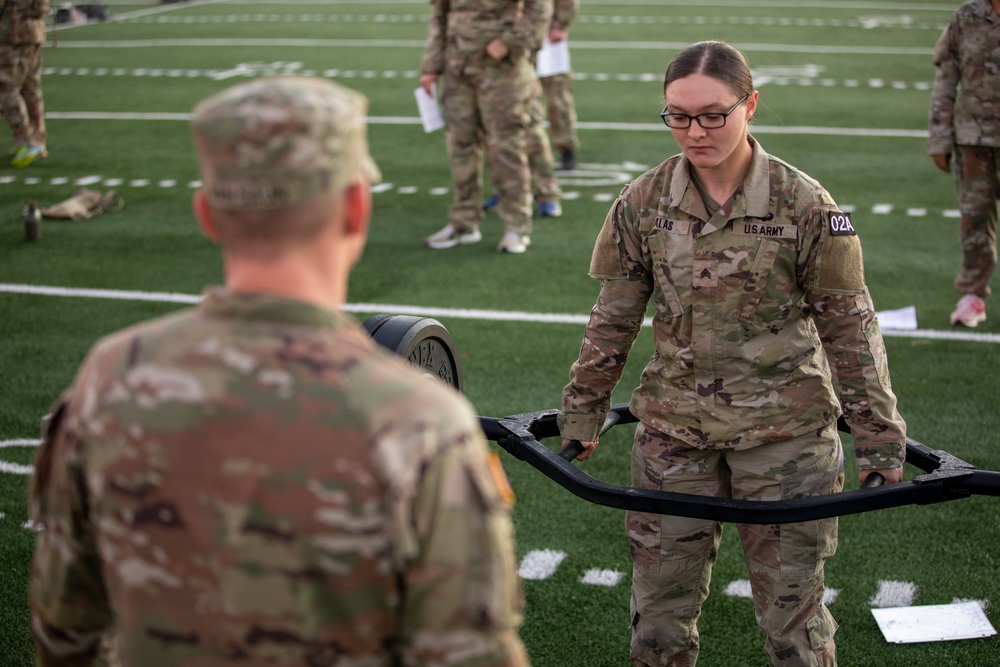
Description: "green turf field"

(2, 1), (999, 665)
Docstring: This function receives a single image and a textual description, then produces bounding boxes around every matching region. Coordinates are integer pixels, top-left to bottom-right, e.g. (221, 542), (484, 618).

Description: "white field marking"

(1, 439), (42, 448)
(872, 204), (894, 215)
(45, 38), (934, 57)
(194, 0), (954, 8)
(117, 12), (946, 33)
(906, 208), (927, 217)
(40, 66), (937, 93)
(580, 568), (624, 587)
(41, 112), (930, 138)
(2, 283), (1000, 344)
(724, 579), (754, 598)
(518, 549), (567, 580)
(1, 458), (34, 475)
(824, 588), (841, 606)
(871, 580), (918, 608)
(944, 209), (962, 218)
(0, 439), (37, 477)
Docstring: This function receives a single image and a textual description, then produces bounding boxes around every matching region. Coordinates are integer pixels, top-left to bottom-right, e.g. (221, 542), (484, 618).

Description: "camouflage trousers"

(953, 145), (999, 299)
(627, 422), (844, 667)
(526, 78), (560, 204)
(540, 72), (578, 153)
(441, 56), (533, 235)
(0, 45), (46, 150)
(486, 76), (560, 205)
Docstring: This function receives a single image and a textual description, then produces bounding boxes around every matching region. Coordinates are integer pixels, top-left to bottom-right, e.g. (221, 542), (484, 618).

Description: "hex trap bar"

(480, 404), (1000, 524)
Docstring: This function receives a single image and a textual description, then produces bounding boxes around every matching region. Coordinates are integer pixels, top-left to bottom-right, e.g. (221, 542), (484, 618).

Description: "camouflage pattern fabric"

(926, 0), (999, 300)
(522, 79), (560, 204)
(191, 77), (381, 211)
(539, 73), (578, 154)
(628, 422), (842, 667)
(1, 0), (48, 150)
(926, 0), (1000, 155)
(421, 0), (553, 235)
(30, 290), (529, 666)
(561, 136), (903, 666)
(953, 145), (998, 298)
(560, 137), (906, 470)
(538, 0), (579, 153)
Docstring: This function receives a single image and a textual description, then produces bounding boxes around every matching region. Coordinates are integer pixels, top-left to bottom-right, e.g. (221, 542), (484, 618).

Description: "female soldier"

(559, 41), (906, 667)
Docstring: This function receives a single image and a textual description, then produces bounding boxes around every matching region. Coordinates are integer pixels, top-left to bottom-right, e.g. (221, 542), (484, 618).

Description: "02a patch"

(828, 210), (857, 236)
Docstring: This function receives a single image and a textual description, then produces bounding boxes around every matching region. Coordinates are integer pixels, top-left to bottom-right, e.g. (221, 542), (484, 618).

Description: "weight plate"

(361, 314), (463, 392)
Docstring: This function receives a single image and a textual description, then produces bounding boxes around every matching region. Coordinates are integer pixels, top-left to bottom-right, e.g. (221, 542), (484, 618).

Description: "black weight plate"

(362, 314), (463, 392)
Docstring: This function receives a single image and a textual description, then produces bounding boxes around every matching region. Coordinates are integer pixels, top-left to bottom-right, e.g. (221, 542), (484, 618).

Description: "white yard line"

(2, 283), (998, 344)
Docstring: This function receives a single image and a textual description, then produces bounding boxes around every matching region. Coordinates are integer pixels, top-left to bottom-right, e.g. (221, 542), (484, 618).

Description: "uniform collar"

(668, 135), (772, 226)
(197, 287), (350, 329)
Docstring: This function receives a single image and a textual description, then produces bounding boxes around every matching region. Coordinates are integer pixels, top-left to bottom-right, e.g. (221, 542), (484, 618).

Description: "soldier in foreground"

(927, 0), (999, 327)
(29, 76), (530, 667)
(559, 42), (906, 666)
(0, 0), (49, 167)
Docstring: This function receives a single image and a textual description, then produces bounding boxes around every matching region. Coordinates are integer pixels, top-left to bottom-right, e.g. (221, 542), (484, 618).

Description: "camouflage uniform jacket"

(421, 0), (552, 77)
(927, 0), (1000, 154)
(30, 289), (529, 667)
(561, 138), (906, 471)
(0, 0), (49, 44)
(550, 0), (578, 32)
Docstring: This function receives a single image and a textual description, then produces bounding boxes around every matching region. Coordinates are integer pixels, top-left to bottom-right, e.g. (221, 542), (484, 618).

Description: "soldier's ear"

(193, 190), (220, 242)
(342, 179), (371, 239)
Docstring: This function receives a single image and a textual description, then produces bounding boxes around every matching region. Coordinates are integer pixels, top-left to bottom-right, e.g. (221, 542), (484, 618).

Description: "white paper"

(876, 305), (918, 331)
(536, 38), (571, 78)
(414, 85), (445, 133)
(871, 602), (997, 644)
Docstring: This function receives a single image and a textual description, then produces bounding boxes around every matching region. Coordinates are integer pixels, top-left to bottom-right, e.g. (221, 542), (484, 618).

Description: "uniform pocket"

(646, 231), (685, 318)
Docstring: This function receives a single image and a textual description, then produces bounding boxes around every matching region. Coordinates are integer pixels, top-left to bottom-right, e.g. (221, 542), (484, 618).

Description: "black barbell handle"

(862, 472), (886, 488)
(557, 440), (586, 461)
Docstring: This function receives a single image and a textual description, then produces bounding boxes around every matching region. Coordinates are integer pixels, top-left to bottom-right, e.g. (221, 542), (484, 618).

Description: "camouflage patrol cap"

(191, 76), (381, 210)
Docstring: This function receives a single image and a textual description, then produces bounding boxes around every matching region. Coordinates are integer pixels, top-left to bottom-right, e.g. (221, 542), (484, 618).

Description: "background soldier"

(421, 0), (552, 254)
(927, 0), (999, 327)
(560, 42), (906, 667)
(30, 76), (530, 667)
(540, 0), (580, 171)
(1, 0), (49, 167)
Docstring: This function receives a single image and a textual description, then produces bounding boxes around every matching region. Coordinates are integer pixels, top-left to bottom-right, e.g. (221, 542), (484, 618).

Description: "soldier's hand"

(859, 466), (903, 486)
(562, 438), (598, 461)
(549, 28), (568, 43)
(931, 153), (951, 173)
(486, 37), (510, 61)
(419, 73), (438, 96)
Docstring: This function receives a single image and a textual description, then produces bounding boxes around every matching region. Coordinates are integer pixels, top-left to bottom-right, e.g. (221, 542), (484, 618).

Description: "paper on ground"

(414, 85), (445, 133)
(536, 38), (571, 78)
(871, 601), (997, 644)
(876, 305), (918, 331)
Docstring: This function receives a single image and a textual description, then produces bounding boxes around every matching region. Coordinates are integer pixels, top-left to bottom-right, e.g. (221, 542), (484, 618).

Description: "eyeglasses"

(660, 93), (750, 129)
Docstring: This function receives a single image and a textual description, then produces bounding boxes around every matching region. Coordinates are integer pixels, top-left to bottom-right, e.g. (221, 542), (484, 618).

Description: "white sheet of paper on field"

(414, 84), (445, 133)
(536, 38), (571, 78)
(875, 305), (918, 331)
(871, 601), (997, 644)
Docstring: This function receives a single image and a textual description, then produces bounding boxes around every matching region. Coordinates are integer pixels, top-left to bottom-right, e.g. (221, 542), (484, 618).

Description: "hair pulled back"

(663, 41), (754, 99)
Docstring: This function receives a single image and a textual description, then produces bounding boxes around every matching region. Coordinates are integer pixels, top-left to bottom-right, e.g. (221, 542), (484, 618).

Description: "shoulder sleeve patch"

(827, 210), (857, 236)
(817, 210), (866, 293)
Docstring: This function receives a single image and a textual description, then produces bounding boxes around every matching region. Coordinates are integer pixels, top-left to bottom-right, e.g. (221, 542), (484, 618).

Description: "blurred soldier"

(1, 0), (49, 167)
(485, 78), (563, 218)
(540, 0), (580, 171)
(29, 76), (530, 667)
(421, 0), (552, 254)
(560, 42), (906, 666)
(485, 0), (578, 216)
(927, 0), (999, 327)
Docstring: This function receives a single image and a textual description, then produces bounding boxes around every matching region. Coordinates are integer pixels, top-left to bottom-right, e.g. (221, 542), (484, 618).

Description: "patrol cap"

(191, 76), (381, 211)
